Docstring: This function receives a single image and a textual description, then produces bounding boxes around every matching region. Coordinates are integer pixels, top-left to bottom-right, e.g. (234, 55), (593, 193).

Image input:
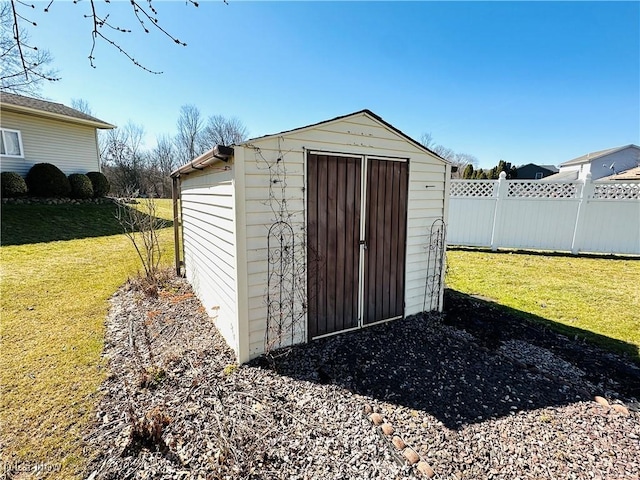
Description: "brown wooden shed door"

(307, 154), (362, 338)
(363, 159), (408, 325)
(307, 153), (408, 339)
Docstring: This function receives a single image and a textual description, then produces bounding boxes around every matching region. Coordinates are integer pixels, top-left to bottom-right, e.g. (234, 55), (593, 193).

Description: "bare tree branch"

(174, 104), (206, 163)
(1, 1), (59, 95)
(420, 131), (478, 179)
(71, 97), (93, 115)
(5, 0), (204, 80)
(202, 115), (248, 148)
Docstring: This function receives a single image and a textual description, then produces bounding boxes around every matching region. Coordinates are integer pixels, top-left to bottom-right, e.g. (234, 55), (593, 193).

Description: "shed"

(171, 110), (451, 363)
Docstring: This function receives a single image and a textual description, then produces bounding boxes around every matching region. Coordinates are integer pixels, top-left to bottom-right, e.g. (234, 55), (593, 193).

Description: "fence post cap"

(499, 171), (507, 179)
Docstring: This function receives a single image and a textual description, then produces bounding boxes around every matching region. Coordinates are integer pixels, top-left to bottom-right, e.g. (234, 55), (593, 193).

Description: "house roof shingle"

(601, 165), (640, 181)
(516, 163), (559, 173)
(540, 170), (579, 182)
(0, 92), (115, 129)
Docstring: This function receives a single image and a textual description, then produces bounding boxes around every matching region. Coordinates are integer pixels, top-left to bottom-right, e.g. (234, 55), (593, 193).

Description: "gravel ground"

(85, 275), (639, 480)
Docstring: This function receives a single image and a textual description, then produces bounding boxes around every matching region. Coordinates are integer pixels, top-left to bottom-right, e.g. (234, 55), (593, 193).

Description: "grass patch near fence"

(446, 248), (640, 359)
(0, 199), (174, 478)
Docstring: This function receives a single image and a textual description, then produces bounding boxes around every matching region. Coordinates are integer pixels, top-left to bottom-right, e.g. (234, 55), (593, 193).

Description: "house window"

(535, 172), (544, 179)
(0, 128), (24, 157)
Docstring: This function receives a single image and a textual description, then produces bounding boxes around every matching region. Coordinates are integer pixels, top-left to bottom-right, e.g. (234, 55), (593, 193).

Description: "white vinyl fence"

(448, 173), (640, 255)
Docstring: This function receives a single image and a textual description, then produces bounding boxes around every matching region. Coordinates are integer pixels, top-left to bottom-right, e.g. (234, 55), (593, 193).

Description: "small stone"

(417, 461), (435, 478)
(363, 404), (373, 415)
(392, 436), (406, 450)
(594, 396), (610, 407)
(370, 412), (383, 425)
(611, 404), (629, 416)
(116, 425), (133, 457)
(403, 447), (420, 465)
(381, 423), (394, 435)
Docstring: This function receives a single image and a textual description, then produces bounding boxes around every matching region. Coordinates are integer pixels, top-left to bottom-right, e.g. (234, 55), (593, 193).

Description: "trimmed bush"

(86, 171), (110, 197)
(26, 163), (71, 197)
(1, 172), (28, 198)
(68, 173), (94, 199)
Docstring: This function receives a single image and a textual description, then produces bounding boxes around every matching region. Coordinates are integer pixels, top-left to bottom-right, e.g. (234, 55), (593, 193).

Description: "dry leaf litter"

(85, 275), (639, 480)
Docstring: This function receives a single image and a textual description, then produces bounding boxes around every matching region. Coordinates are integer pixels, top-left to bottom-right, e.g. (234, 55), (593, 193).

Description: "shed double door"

(307, 153), (408, 339)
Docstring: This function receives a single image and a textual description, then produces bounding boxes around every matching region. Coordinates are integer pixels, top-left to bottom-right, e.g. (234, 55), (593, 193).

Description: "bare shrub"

(116, 196), (168, 291)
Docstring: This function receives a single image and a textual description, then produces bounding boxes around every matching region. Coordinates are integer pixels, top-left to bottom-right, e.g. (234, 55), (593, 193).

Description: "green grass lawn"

(0, 199), (175, 478)
(2, 201), (637, 477)
(446, 248), (640, 360)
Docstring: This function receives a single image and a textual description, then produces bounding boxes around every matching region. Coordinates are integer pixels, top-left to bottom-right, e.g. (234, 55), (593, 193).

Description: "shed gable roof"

(172, 109), (450, 177)
(560, 144), (640, 167)
(241, 109), (449, 164)
(0, 92), (115, 129)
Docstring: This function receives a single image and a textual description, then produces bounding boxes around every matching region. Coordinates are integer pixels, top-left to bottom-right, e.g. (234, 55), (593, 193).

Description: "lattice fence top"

(450, 181), (496, 197)
(593, 183), (640, 199)
(450, 179), (640, 199)
(507, 181), (577, 198)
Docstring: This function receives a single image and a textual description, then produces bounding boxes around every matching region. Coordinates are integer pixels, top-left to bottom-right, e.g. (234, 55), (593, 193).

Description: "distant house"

(0, 92), (115, 176)
(544, 144), (640, 182)
(515, 163), (558, 179)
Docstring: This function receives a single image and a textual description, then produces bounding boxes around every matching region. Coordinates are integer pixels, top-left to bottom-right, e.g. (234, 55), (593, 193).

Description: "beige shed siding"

(405, 159), (448, 316)
(0, 110), (100, 176)
(180, 167), (239, 355)
(238, 141), (306, 358)
(239, 112), (447, 359)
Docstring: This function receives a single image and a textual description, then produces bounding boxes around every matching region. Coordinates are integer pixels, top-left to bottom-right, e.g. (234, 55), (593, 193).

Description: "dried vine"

(248, 139), (311, 354)
(423, 217), (446, 312)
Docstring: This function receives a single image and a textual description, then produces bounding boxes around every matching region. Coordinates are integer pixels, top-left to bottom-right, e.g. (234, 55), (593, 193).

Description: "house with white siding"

(0, 92), (115, 176)
(171, 110), (451, 363)
(544, 144), (640, 182)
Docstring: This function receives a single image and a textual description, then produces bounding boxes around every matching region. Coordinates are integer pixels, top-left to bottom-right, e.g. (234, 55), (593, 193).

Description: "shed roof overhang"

(171, 144), (234, 177)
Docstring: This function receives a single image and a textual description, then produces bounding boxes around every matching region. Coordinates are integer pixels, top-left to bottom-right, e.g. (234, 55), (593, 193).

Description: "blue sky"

(25, 1), (640, 169)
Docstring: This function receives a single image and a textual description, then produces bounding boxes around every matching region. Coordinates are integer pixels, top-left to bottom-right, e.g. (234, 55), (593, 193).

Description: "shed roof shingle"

(0, 92), (115, 128)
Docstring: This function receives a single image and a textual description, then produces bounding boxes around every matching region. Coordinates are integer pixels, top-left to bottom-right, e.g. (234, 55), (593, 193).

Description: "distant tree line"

(82, 103), (248, 198)
(461, 160), (518, 179)
(420, 132), (478, 179)
(420, 132), (517, 180)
